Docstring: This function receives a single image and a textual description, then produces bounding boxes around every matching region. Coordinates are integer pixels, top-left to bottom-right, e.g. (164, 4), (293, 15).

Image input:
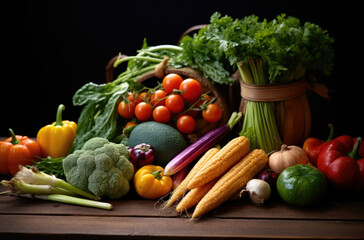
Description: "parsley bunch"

(179, 12), (334, 85)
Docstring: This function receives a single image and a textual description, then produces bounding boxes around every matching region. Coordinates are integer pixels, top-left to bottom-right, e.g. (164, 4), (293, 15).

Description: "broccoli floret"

(62, 137), (134, 199)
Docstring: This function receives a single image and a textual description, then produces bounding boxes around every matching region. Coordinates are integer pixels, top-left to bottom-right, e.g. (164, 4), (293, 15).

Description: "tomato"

(151, 90), (167, 107)
(179, 78), (202, 103)
(118, 101), (135, 118)
(202, 103), (222, 123)
(138, 91), (150, 103)
(152, 106), (171, 123)
(125, 121), (137, 129)
(177, 115), (196, 134)
(277, 164), (327, 206)
(126, 92), (139, 103)
(186, 94), (211, 117)
(162, 73), (183, 94)
(165, 94), (185, 114)
(197, 94), (211, 108)
(135, 102), (152, 121)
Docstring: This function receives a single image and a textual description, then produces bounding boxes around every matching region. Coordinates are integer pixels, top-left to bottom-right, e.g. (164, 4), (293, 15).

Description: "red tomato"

(118, 101), (135, 118)
(137, 91), (150, 103)
(126, 92), (138, 103)
(162, 73), (183, 94)
(202, 103), (222, 123)
(186, 94), (211, 117)
(151, 90), (167, 107)
(152, 106), (171, 123)
(177, 115), (196, 134)
(179, 78), (202, 103)
(197, 94), (211, 107)
(135, 102), (152, 121)
(165, 94), (185, 114)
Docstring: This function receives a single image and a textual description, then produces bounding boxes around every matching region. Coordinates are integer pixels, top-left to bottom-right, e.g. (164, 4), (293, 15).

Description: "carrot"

(163, 147), (219, 208)
(192, 149), (268, 219)
(176, 179), (217, 213)
(187, 136), (250, 190)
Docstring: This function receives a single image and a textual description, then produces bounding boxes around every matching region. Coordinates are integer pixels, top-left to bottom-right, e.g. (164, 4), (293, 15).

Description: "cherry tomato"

(135, 102), (152, 121)
(186, 94), (212, 117)
(162, 73), (183, 94)
(202, 103), (222, 123)
(179, 78), (202, 103)
(197, 94), (212, 108)
(138, 91), (150, 103)
(165, 94), (185, 114)
(152, 106), (171, 123)
(125, 121), (137, 129)
(177, 115), (196, 134)
(118, 101), (135, 119)
(126, 92), (138, 103)
(151, 90), (167, 107)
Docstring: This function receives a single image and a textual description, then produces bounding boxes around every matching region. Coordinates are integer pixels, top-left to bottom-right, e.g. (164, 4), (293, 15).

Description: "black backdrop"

(3, 0), (362, 141)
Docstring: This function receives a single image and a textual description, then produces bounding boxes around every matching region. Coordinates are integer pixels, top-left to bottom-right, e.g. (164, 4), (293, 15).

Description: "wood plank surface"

(1, 193), (364, 240)
(1, 214), (364, 240)
(1, 193), (364, 221)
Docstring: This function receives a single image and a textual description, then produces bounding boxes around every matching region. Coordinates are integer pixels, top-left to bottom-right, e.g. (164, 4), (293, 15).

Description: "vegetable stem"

(114, 56), (163, 68)
(227, 112), (242, 130)
(238, 57), (282, 153)
(29, 194), (113, 210)
(15, 166), (100, 200)
(348, 137), (362, 159)
(326, 123), (335, 142)
(1, 179), (76, 196)
(8, 128), (20, 145)
(54, 104), (65, 126)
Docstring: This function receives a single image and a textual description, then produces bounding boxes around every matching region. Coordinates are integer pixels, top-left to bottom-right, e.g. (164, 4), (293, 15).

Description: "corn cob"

(163, 147), (219, 208)
(176, 179), (217, 213)
(187, 136), (250, 190)
(192, 149), (268, 219)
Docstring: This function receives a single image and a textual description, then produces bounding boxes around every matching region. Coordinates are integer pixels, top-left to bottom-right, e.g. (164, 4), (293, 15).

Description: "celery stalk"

(238, 58), (282, 153)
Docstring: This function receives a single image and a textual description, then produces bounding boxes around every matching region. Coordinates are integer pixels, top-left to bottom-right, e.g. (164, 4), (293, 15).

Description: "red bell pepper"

(303, 123), (334, 166)
(334, 135), (364, 158)
(317, 137), (363, 191)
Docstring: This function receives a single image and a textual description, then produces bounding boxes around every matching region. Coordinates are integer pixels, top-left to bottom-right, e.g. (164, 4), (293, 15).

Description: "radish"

(164, 112), (242, 176)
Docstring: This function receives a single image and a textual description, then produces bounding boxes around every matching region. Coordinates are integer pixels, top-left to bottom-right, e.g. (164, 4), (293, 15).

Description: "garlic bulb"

(240, 179), (271, 205)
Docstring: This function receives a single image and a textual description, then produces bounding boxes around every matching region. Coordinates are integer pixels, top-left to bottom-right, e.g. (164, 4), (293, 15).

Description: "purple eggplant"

(164, 112), (242, 176)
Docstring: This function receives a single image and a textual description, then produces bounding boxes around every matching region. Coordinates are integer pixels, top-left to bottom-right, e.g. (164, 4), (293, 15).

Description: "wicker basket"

(239, 79), (313, 146)
(105, 56), (232, 140)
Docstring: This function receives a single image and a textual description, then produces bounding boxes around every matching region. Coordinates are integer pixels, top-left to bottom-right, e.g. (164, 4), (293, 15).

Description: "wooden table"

(1, 185), (364, 240)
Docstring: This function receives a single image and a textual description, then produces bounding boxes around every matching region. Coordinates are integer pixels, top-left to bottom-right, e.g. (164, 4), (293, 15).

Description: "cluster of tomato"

(117, 73), (222, 134)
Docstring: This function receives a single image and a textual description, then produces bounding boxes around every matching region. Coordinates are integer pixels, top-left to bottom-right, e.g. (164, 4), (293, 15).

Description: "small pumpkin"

(268, 144), (309, 173)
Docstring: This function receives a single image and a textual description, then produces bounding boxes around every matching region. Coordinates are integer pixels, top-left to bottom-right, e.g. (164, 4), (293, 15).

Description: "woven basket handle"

(177, 24), (208, 43)
(105, 54), (127, 83)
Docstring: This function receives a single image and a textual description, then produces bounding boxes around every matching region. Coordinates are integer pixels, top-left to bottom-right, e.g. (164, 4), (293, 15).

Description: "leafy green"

(71, 81), (131, 151)
(178, 12), (334, 84)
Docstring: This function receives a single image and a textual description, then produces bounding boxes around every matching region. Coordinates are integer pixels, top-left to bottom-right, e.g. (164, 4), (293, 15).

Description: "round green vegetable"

(128, 121), (188, 167)
(277, 164), (326, 206)
(62, 137), (134, 199)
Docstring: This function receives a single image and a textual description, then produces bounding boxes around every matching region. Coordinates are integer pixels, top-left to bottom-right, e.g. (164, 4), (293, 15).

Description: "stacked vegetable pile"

(1, 12), (363, 219)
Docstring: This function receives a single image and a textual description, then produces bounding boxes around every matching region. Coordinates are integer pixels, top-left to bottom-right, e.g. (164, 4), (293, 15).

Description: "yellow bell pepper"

(133, 165), (172, 200)
(37, 104), (77, 158)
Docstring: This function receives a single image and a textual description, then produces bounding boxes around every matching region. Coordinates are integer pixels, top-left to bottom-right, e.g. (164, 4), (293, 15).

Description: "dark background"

(3, 0), (362, 140)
